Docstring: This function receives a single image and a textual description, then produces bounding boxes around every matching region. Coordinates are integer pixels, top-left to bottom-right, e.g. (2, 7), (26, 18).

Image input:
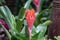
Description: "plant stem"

(28, 27), (32, 40)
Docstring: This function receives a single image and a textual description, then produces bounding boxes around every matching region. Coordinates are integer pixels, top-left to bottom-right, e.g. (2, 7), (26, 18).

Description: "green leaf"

(24, 20), (27, 26)
(40, 17), (47, 21)
(20, 26), (25, 35)
(21, 26), (36, 36)
(34, 17), (40, 27)
(21, 26), (37, 40)
(0, 13), (3, 18)
(18, 7), (25, 19)
(10, 29), (27, 40)
(34, 9), (48, 27)
(32, 24), (47, 40)
(0, 0), (5, 5)
(32, 31), (44, 40)
(32, 32), (40, 40)
(0, 0), (5, 2)
(33, 20), (51, 40)
(11, 15), (16, 29)
(1, 25), (11, 40)
(36, 24), (47, 40)
(11, 35), (18, 40)
(32, 26), (36, 36)
(21, 26), (29, 39)
(16, 19), (23, 32)
(0, 6), (12, 28)
(42, 20), (51, 26)
(24, 0), (32, 9)
(4, 6), (13, 23)
(4, 6), (16, 29)
(36, 24), (47, 33)
(0, 6), (16, 30)
(15, 33), (27, 40)
(55, 36), (60, 40)
(38, 37), (44, 40)
(29, 5), (33, 9)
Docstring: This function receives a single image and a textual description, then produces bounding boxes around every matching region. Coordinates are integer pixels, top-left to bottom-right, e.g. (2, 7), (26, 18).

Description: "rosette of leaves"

(0, 0), (51, 40)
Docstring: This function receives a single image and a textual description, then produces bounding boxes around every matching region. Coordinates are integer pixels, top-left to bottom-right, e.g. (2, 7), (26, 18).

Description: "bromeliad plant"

(0, 0), (51, 40)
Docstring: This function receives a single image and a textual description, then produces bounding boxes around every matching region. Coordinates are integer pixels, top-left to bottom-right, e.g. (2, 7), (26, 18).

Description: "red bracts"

(25, 9), (35, 40)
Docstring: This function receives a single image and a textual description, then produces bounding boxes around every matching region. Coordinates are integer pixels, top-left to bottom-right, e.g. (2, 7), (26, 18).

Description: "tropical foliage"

(0, 0), (52, 40)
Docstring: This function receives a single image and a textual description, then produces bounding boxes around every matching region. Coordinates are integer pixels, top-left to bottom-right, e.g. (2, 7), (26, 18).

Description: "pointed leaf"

(24, 0), (32, 9)
(18, 7), (25, 19)
(16, 19), (23, 32)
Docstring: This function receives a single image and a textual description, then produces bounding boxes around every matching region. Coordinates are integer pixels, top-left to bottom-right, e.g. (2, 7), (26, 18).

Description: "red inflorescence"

(25, 9), (35, 40)
(33, 0), (39, 7)
(25, 9), (35, 29)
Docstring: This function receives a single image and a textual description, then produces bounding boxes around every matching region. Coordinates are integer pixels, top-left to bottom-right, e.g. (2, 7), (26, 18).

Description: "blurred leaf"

(20, 26), (25, 35)
(5, 6), (16, 29)
(24, 20), (27, 26)
(10, 29), (27, 40)
(11, 15), (16, 29)
(20, 26), (27, 39)
(34, 17), (40, 27)
(1, 25), (11, 40)
(29, 5), (33, 9)
(42, 20), (51, 26)
(40, 17), (48, 23)
(34, 8), (51, 27)
(18, 7), (25, 19)
(20, 26), (29, 40)
(0, 0), (5, 2)
(32, 24), (47, 40)
(0, 6), (16, 30)
(37, 25), (47, 40)
(40, 17), (47, 21)
(32, 32), (40, 40)
(0, 14), (3, 18)
(0, 0), (5, 5)
(24, 0), (32, 9)
(39, 0), (45, 12)
(34, 9), (48, 27)
(21, 25), (36, 35)
(0, 6), (12, 28)
(15, 33), (27, 40)
(38, 37), (44, 40)
(32, 26), (36, 36)
(21, 25), (37, 40)
(55, 36), (60, 40)
(16, 19), (23, 32)
(36, 24), (47, 33)
(11, 35), (18, 40)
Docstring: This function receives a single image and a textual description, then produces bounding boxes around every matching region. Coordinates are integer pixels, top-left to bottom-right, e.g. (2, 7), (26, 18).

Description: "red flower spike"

(25, 9), (35, 40)
(33, 0), (40, 12)
(0, 19), (9, 30)
(33, 0), (39, 7)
